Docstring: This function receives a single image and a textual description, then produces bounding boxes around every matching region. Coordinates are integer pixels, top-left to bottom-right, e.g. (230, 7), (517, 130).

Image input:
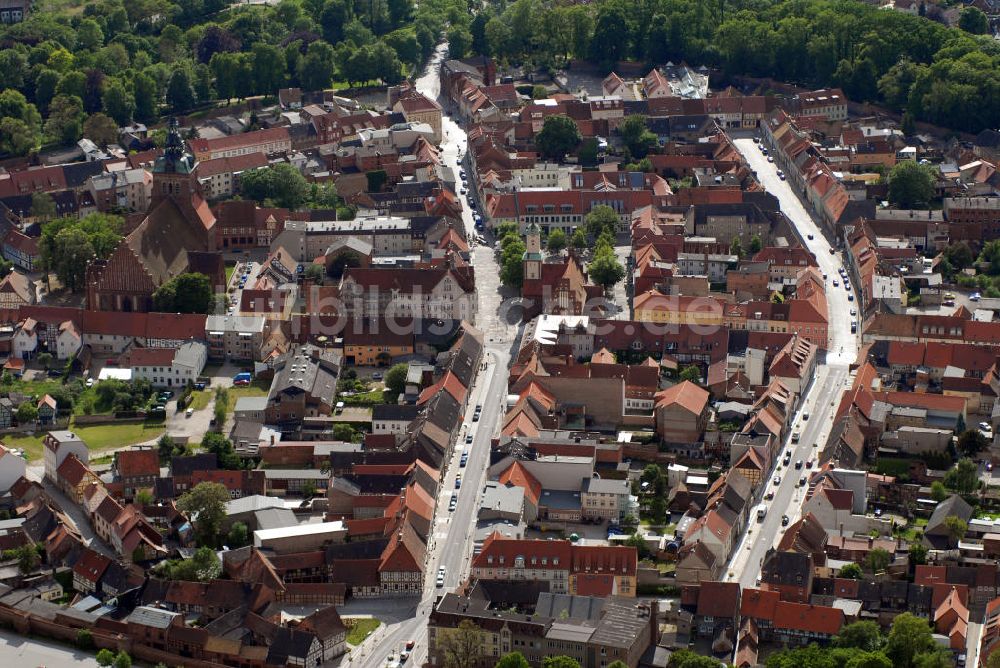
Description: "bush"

(76, 628), (93, 649)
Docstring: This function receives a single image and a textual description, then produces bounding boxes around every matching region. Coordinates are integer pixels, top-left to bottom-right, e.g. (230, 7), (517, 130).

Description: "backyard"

(225, 381), (270, 412)
(345, 618), (381, 645)
(4, 419), (166, 461)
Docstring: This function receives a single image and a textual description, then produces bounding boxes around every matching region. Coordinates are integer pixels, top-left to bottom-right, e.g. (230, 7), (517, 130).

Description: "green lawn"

(341, 390), (388, 406)
(225, 382), (270, 412)
(345, 618), (381, 645)
(188, 391), (212, 411)
(2, 433), (46, 461)
(225, 263), (236, 286)
(875, 458), (913, 477)
(70, 421), (166, 451)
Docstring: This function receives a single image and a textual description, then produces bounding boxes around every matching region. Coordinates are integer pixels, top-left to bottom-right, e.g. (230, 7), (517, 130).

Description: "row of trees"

(0, 0), (469, 153)
(766, 614), (957, 668)
(473, 0), (1000, 134)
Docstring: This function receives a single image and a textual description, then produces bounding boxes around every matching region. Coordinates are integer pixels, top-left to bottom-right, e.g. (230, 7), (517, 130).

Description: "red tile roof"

(57, 454), (94, 487)
(72, 548), (111, 583)
(115, 449), (160, 479)
(772, 601), (844, 635)
(654, 380), (709, 414)
(498, 461), (542, 506)
(188, 128), (290, 156)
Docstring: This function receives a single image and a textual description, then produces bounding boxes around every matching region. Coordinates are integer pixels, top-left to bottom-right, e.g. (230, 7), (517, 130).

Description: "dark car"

(781, 515), (790, 526)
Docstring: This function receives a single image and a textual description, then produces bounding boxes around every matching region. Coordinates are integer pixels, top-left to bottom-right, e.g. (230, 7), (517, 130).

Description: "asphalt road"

(724, 137), (860, 592)
(345, 42), (516, 668)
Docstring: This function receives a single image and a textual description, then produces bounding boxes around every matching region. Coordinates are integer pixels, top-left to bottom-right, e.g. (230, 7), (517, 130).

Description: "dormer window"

(514, 556), (525, 568)
(553, 557), (559, 566)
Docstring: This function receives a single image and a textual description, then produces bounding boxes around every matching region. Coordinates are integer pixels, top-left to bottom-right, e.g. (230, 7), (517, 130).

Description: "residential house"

(43, 431), (88, 483)
(654, 381), (710, 443)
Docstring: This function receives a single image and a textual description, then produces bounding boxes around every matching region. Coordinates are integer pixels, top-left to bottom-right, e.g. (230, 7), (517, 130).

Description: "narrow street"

(345, 42), (516, 668)
(724, 137), (861, 591)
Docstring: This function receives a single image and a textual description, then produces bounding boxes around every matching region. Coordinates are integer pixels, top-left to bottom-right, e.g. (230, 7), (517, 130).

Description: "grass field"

(188, 391), (212, 411)
(2, 433), (46, 461)
(345, 618), (381, 645)
(225, 382), (270, 411)
(225, 264), (236, 286)
(71, 421), (166, 451)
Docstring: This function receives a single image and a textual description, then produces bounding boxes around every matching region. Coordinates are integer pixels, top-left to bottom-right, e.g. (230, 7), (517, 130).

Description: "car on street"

(799, 476), (807, 487)
(472, 412), (479, 422)
(980, 422), (992, 431)
(795, 460), (803, 469)
(802, 412), (809, 420)
(372, 372), (383, 381)
(829, 247), (836, 254)
(833, 280), (839, 287)
(460, 453), (468, 467)
(778, 171), (786, 180)
(767, 156), (774, 163)
(185, 407), (194, 417)
(761, 147), (769, 155)
(465, 433), (473, 444)
(807, 233), (813, 240)
(764, 491), (774, 500)
(773, 476), (781, 485)
(781, 515), (790, 526)
(850, 308), (857, 316)
(448, 495), (457, 511)
(848, 294), (854, 301)
(806, 460), (814, 468)
(454, 476), (462, 489)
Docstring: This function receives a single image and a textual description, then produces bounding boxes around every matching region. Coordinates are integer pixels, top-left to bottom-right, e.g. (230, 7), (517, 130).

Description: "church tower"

(522, 221), (543, 282)
(151, 118), (198, 207)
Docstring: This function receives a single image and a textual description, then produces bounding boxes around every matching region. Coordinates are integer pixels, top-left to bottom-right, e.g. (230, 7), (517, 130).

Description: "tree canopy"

(887, 161), (936, 208)
(153, 272), (213, 313)
(176, 482), (231, 547)
(535, 115), (581, 161)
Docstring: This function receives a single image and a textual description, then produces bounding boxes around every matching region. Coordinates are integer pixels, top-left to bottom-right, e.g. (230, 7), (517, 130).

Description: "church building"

(86, 120), (222, 312)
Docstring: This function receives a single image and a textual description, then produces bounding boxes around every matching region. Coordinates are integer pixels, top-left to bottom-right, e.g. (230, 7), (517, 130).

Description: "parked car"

(781, 515), (790, 526)
(185, 407), (194, 418)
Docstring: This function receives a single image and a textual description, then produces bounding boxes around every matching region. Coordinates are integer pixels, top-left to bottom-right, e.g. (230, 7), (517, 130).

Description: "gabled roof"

(115, 448), (159, 479)
(654, 380), (709, 415)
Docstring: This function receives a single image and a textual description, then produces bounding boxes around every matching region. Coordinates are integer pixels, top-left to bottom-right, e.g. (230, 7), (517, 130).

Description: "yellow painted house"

(633, 291), (727, 327)
(342, 321), (415, 366)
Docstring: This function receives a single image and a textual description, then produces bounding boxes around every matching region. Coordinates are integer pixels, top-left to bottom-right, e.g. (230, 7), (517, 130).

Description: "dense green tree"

(943, 458), (979, 495)
(97, 649), (116, 666)
(82, 112), (119, 145)
(887, 161), (936, 208)
(679, 365), (701, 383)
(226, 521), (249, 548)
(241, 163), (310, 209)
(299, 40), (336, 92)
(958, 428), (989, 456)
(153, 272), (213, 313)
(958, 7), (989, 34)
(865, 547), (891, 573)
(535, 115), (580, 161)
(589, 1), (630, 69)
(499, 234), (526, 289)
(101, 79), (135, 125)
(16, 402), (37, 425)
(132, 72), (159, 123)
(51, 227), (94, 292)
(0, 117), (36, 156)
(252, 43), (286, 95)
(542, 658), (580, 668)
(930, 481), (947, 502)
(177, 482), (231, 546)
(447, 25), (472, 59)
(495, 654), (531, 668)
(163, 546), (222, 581)
(584, 205), (619, 239)
(838, 562), (863, 579)
(166, 68), (196, 112)
(943, 515), (968, 543)
(884, 613), (936, 668)
(618, 114), (657, 158)
(570, 228), (587, 251)
(547, 229), (566, 254)
(749, 234), (763, 254)
(384, 362), (408, 397)
(44, 94), (85, 144)
(833, 621), (883, 652)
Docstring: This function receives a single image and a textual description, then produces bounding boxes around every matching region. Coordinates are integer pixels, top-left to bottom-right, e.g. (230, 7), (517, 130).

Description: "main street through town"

(725, 137), (860, 590)
(346, 42), (517, 668)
